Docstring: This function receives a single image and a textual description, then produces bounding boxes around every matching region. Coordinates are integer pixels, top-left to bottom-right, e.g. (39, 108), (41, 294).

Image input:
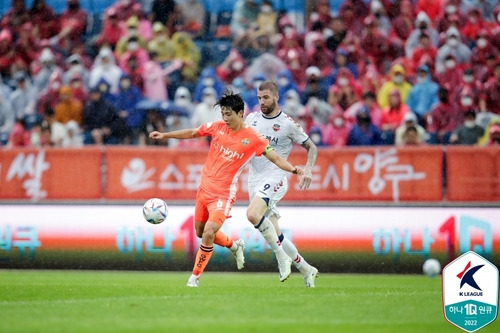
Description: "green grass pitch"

(0, 270), (498, 333)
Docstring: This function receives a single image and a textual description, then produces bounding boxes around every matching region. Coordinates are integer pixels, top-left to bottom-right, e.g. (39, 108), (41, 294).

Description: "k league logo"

(443, 251), (499, 332)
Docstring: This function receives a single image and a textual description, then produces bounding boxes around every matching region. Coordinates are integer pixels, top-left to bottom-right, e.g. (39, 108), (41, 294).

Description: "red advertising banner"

(104, 146), (444, 202)
(1, 146), (498, 202)
(0, 148), (102, 200)
(447, 146), (500, 201)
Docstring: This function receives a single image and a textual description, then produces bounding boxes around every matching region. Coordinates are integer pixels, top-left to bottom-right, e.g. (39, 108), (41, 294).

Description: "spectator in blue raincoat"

(115, 73), (144, 143)
(326, 47), (359, 86)
(242, 72), (266, 111)
(406, 64), (439, 123)
(192, 66), (225, 103)
(347, 107), (384, 146)
(276, 68), (300, 101)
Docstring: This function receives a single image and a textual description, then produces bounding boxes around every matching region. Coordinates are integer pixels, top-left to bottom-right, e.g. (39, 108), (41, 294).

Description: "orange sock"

(213, 230), (233, 248)
(192, 244), (213, 276)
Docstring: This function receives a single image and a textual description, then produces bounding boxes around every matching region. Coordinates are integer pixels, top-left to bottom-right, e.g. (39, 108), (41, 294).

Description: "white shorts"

(247, 176), (287, 219)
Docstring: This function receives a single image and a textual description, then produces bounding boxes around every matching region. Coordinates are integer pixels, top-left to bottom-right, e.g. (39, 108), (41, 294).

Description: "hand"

(149, 131), (163, 140)
(298, 166), (313, 190)
(291, 166), (303, 175)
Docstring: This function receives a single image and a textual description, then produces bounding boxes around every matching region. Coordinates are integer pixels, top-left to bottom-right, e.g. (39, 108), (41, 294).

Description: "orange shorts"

(194, 187), (235, 225)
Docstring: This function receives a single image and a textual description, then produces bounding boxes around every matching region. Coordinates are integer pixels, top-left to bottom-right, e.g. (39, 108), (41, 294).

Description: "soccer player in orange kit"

(149, 91), (303, 287)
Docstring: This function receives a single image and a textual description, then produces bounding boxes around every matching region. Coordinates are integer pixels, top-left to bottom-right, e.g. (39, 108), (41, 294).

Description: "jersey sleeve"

(287, 115), (309, 145)
(196, 120), (222, 137)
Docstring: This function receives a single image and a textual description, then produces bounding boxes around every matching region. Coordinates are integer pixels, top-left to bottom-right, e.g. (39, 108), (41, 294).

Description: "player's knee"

(246, 209), (260, 225)
(202, 227), (217, 242)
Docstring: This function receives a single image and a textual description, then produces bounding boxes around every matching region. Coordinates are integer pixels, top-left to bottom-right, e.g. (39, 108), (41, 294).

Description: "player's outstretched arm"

(264, 147), (303, 175)
(149, 128), (200, 140)
(299, 138), (318, 190)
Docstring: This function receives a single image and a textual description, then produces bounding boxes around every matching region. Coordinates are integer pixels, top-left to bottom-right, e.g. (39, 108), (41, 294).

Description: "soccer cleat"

(303, 266), (319, 288)
(230, 239), (246, 270)
(186, 274), (200, 287)
(278, 257), (292, 282)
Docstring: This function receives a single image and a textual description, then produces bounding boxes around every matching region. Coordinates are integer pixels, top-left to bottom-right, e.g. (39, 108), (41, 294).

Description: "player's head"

(257, 81), (279, 115)
(215, 90), (245, 117)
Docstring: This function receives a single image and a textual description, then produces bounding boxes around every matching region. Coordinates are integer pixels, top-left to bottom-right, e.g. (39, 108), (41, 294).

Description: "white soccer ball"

(142, 198), (168, 224)
(423, 258), (441, 277)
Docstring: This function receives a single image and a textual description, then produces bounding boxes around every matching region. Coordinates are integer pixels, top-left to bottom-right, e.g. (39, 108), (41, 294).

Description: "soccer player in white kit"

(245, 81), (319, 287)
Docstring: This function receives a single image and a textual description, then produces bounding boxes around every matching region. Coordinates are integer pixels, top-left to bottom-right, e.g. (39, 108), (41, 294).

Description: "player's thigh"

(248, 178), (287, 220)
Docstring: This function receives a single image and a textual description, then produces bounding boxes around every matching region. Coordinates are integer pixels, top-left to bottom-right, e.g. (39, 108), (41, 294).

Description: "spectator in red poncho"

(0, 0), (29, 38)
(322, 109), (350, 147)
(341, 32), (364, 69)
(306, 0), (332, 33)
(486, 124), (500, 146)
(345, 91), (383, 128)
(273, 14), (303, 52)
(59, 0), (88, 44)
(476, 54), (498, 83)
(36, 69), (63, 115)
(29, 0), (60, 40)
(304, 32), (334, 77)
(460, 7), (488, 46)
(415, 0), (443, 22)
(14, 22), (40, 72)
(380, 89), (410, 144)
(327, 67), (362, 111)
(68, 72), (88, 105)
(216, 49), (246, 85)
(390, 0), (414, 44)
(275, 29), (306, 85)
(479, 60), (500, 114)
(7, 117), (31, 148)
(118, 36), (150, 73)
(453, 68), (483, 108)
(96, 9), (124, 50)
(436, 0), (468, 35)
(436, 54), (463, 94)
(470, 29), (500, 75)
(360, 15), (391, 74)
(107, 0), (138, 22)
(339, 2), (365, 37)
(491, 6), (500, 51)
(426, 86), (463, 144)
(409, 31), (437, 75)
(0, 29), (16, 77)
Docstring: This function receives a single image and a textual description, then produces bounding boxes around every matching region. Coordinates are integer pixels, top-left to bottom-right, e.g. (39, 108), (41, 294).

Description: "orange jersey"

(196, 120), (269, 199)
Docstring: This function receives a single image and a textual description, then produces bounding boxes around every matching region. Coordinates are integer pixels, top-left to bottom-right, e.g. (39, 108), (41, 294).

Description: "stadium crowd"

(1, 0), (500, 148)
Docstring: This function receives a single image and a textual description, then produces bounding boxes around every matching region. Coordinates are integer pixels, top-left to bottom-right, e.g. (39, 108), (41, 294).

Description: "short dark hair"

(215, 89), (244, 113)
(258, 81), (278, 95)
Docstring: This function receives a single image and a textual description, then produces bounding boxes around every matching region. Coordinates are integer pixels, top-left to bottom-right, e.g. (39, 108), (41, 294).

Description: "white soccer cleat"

(303, 266), (319, 288)
(278, 257), (292, 282)
(186, 274), (200, 287)
(230, 239), (246, 270)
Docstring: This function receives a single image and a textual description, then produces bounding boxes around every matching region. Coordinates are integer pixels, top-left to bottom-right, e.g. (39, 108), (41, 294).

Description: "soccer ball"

(142, 198), (168, 224)
(422, 258), (441, 277)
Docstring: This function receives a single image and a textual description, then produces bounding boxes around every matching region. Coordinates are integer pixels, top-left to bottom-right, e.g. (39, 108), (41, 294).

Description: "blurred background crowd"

(0, 0), (500, 149)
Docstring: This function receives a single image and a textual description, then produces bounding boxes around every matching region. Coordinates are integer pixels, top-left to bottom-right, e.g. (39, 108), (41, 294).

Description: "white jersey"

(245, 110), (309, 181)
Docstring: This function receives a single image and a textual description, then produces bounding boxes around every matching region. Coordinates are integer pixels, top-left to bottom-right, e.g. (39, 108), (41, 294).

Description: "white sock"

(281, 235), (310, 273)
(256, 217), (289, 261)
